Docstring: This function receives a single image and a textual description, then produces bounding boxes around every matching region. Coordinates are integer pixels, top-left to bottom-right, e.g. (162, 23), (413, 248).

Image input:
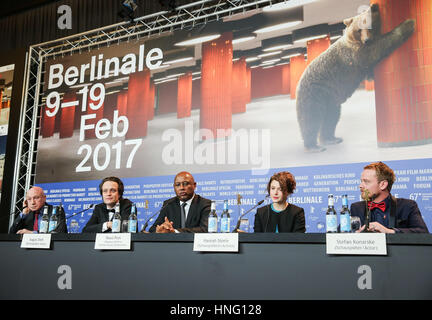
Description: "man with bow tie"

(351, 162), (428, 233)
(82, 176), (133, 233)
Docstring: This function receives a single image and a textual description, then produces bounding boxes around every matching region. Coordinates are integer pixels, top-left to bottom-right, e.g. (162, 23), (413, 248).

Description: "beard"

(360, 189), (379, 201)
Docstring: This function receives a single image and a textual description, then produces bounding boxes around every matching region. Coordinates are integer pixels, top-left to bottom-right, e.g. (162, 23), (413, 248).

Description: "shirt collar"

(180, 194), (195, 207)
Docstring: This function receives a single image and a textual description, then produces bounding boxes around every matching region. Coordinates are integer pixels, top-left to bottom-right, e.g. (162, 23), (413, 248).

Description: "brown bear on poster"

(296, 3), (415, 152)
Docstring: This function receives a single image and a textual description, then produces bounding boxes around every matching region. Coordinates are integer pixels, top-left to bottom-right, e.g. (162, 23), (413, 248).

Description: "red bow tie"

(368, 201), (386, 212)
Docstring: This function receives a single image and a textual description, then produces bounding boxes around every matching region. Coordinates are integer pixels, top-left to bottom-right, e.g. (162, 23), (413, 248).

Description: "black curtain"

(0, 0), (197, 52)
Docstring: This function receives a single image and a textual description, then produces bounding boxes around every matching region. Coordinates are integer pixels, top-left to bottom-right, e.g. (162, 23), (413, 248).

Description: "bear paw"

(320, 137), (343, 146)
(304, 145), (327, 153)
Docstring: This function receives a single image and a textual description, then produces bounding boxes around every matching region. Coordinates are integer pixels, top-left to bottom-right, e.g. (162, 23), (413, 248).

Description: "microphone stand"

(232, 199), (265, 233)
(65, 204), (95, 220)
(141, 198), (176, 232)
(362, 190), (372, 233)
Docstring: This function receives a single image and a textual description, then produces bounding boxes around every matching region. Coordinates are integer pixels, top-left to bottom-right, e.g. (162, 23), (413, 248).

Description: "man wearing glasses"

(149, 171), (211, 233)
(9, 186), (67, 234)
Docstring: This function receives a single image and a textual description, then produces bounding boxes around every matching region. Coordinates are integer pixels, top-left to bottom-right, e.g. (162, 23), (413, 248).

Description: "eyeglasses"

(26, 196), (43, 201)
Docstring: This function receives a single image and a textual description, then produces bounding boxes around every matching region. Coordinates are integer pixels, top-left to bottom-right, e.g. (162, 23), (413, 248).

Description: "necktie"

(180, 202), (187, 228)
(368, 201), (386, 212)
(33, 212), (39, 231)
(108, 209), (115, 221)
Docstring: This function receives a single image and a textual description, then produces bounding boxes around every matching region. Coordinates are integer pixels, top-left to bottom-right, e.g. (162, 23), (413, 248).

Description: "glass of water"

(239, 218), (250, 233)
(69, 219), (79, 233)
(350, 216), (362, 233)
(121, 220), (129, 233)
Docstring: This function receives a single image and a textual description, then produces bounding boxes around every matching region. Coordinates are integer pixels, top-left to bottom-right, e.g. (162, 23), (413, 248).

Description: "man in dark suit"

(149, 171), (211, 233)
(82, 176), (133, 233)
(351, 161), (428, 233)
(9, 186), (67, 234)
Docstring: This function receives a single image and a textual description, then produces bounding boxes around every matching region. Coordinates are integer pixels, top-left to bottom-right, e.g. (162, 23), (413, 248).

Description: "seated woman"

(254, 171), (306, 233)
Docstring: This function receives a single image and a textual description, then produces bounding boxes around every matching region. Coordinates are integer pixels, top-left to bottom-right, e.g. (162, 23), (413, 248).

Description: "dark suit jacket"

(254, 204), (306, 233)
(149, 194), (211, 233)
(9, 203), (67, 234)
(350, 196), (429, 233)
(82, 198), (133, 233)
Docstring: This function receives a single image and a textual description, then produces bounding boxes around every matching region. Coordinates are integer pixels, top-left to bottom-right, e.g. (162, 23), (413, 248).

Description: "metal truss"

(10, 0), (286, 224)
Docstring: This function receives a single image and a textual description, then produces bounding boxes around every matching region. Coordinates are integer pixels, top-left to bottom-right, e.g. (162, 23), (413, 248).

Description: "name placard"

(94, 233), (131, 250)
(21, 234), (52, 249)
(326, 233), (387, 255)
(193, 233), (239, 252)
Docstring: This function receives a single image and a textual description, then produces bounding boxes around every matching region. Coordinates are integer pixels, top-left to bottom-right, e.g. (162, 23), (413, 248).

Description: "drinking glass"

(350, 216), (362, 232)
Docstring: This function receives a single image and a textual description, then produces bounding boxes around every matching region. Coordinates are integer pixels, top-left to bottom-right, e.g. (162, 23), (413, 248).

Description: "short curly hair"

(99, 176), (124, 197)
(266, 171), (296, 196)
(364, 161), (395, 192)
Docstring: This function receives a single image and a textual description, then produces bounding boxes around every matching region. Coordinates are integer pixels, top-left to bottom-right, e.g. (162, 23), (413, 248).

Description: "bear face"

(343, 3), (380, 46)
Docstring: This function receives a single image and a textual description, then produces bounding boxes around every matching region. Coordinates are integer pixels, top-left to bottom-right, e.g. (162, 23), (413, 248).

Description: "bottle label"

(221, 218), (230, 233)
(342, 197), (348, 206)
(328, 198), (334, 206)
(326, 215), (338, 232)
(48, 221), (57, 233)
(340, 214), (351, 232)
(128, 220), (137, 233)
(208, 217), (217, 233)
(39, 221), (49, 233)
(112, 219), (121, 232)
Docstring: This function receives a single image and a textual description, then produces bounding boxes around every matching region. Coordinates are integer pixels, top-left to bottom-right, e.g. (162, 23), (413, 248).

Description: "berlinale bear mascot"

(296, 4), (415, 152)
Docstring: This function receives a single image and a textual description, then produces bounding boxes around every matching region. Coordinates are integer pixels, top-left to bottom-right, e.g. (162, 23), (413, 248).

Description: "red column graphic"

(232, 57), (248, 114)
(103, 92), (118, 123)
(41, 99), (56, 138)
(246, 67), (252, 103)
(85, 91), (104, 140)
(281, 64), (290, 95)
(289, 55), (307, 99)
(374, 0), (432, 146)
(59, 91), (76, 139)
(126, 69), (151, 139)
(251, 66), (284, 99)
(364, 80), (375, 91)
(201, 32), (233, 138)
(117, 90), (128, 116)
(157, 81), (178, 115)
(148, 82), (155, 120)
(0, 90), (2, 109)
(307, 36), (330, 64)
(177, 72), (192, 118)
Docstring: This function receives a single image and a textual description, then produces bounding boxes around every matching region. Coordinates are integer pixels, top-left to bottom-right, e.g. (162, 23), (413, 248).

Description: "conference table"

(1, 233), (432, 300)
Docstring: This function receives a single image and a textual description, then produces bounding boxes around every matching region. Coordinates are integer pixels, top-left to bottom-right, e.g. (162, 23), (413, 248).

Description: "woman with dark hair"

(254, 172), (306, 233)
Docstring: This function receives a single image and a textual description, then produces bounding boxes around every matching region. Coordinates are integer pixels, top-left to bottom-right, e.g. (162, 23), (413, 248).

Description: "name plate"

(95, 233), (131, 250)
(326, 233), (387, 255)
(193, 233), (239, 252)
(21, 234), (52, 249)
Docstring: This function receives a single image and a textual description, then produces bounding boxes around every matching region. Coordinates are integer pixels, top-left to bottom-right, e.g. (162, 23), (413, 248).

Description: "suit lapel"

(185, 195), (198, 226)
(389, 195), (397, 228)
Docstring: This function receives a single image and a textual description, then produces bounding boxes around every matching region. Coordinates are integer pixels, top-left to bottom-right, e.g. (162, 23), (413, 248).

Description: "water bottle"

(48, 205), (59, 233)
(220, 200), (230, 233)
(326, 194), (338, 233)
(340, 194), (351, 233)
(208, 201), (218, 233)
(39, 205), (49, 233)
(128, 203), (138, 233)
(112, 203), (121, 233)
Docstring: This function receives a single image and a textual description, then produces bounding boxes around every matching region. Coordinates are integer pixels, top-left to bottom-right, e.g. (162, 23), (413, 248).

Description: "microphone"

(232, 198), (266, 232)
(66, 204), (95, 220)
(361, 189), (372, 233)
(141, 198), (177, 232)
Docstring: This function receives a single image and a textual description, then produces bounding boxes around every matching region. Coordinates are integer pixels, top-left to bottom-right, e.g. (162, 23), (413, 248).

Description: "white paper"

(94, 233), (131, 250)
(326, 233), (387, 255)
(193, 233), (239, 252)
(21, 234), (52, 249)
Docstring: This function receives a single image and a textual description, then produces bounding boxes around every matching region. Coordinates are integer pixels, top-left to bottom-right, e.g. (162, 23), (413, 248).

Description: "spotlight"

(118, 0), (138, 22)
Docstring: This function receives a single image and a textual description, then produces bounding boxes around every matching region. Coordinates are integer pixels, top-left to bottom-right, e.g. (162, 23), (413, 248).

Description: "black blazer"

(254, 204), (306, 233)
(9, 203), (67, 234)
(149, 194), (211, 233)
(82, 198), (133, 233)
(350, 195), (429, 233)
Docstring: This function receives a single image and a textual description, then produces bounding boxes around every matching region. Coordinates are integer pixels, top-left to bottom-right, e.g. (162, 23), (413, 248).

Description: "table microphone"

(66, 204), (95, 220)
(232, 198), (266, 232)
(141, 198), (177, 232)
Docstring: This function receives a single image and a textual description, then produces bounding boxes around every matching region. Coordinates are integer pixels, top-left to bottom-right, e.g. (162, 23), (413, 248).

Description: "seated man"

(351, 161), (429, 233)
(82, 176), (133, 233)
(9, 186), (67, 234)
(149, 171), (211, 233)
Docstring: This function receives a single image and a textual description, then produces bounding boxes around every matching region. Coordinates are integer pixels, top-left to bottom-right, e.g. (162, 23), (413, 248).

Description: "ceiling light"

(254, 20), (302, 34)
(175, 34), (221, 46)
(263, 0), (317, 12)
